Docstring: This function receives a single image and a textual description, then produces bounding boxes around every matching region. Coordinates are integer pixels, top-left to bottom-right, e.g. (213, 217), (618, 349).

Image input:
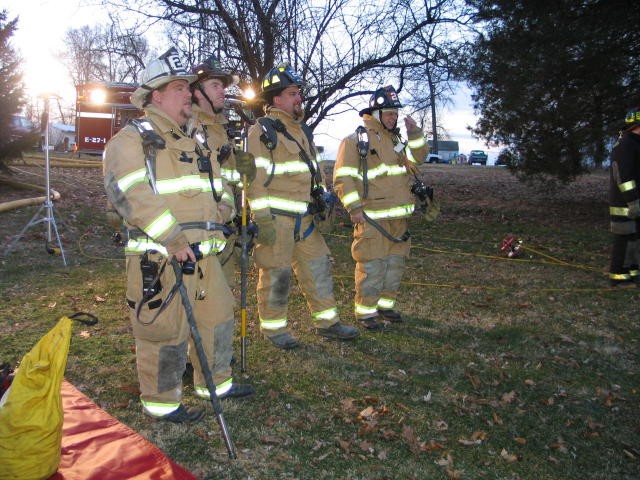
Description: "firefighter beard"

(351, 218), (411, 319)
(126, 251), (235, 410)
(254, 215), (340, 335)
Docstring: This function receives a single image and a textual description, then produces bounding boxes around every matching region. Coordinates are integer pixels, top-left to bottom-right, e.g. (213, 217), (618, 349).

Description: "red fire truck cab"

(75, 82), (142, 155)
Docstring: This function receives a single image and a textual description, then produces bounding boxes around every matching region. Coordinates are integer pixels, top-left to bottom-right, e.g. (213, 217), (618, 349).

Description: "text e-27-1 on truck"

(75, 83), (142, 155)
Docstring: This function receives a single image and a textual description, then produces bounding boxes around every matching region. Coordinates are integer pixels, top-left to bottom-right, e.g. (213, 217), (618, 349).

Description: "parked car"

(9, 114), (35, 137)
(425, 153), (452, 164)
(8, 114), (38, 148)
(469, 149), (488, 165)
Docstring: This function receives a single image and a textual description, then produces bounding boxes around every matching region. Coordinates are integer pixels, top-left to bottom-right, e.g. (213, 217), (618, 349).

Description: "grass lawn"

(1, 162), (639, 479)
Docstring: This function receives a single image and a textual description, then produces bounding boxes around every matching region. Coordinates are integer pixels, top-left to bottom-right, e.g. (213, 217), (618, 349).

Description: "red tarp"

(49, 380), (198, 480)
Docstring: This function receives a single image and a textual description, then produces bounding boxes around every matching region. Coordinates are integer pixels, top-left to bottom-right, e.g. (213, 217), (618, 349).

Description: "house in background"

(427, 140), (460, 163)
(41, 123), (76, 152)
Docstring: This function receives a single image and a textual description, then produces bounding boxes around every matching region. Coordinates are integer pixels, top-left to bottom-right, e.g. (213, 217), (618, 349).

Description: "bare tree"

(401, 1), (470, 153)
(101, 0), (470, 128)
(59, 25), (103, 86)
(58, 17), (150, 86)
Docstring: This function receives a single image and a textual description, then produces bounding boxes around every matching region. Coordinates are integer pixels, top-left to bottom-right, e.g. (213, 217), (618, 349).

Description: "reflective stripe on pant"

(609, 233), (638, 281)
(254, 214), (339, 334)
(351, 218), (410, 319)
(354, 254), (405, 318)
(126, 251), (235, 411)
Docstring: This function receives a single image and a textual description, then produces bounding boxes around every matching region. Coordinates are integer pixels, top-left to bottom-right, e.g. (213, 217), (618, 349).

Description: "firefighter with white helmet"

(333, 85), (431, 330)
(103, 47), (253, 423)
(608, 104), (640, 285)
(245, 63), (360, 349)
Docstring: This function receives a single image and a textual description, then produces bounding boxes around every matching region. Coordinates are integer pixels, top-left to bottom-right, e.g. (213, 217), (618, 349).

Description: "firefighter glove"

(255, 216), (276, 246)
(235, 152), (257, 184)
(423, 197), (440, 222)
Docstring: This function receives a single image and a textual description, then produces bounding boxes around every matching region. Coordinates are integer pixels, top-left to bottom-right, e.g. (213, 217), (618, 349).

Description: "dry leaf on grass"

(501, 391), (517, 404)
(458, 438), (482, 446)
(500, 448), (520, 462)
(435, 419), (449, 431)
(260, 436), (283, 445)
(446, 469), (465, 479)
(434, 453), (454, 467)
(492, 412), (503, 425)
(359, 406), (375, 419)
(335, 437), (351, 454)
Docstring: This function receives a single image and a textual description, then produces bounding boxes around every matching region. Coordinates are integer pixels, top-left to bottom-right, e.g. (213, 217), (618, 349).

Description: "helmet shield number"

(160, 47), (188, 75)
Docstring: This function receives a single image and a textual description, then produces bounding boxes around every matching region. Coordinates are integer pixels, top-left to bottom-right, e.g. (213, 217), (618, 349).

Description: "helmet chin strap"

(198, 84), (223, 114)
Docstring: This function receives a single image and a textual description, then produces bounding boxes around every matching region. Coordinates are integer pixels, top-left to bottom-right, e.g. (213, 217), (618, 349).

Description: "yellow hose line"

(333, 274), (626, 294)
(519, 245), (570, 265)
(327, 231), (600, 272)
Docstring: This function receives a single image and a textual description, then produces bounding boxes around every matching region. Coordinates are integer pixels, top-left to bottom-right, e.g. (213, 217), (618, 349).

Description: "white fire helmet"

(131, 47), (198, 109)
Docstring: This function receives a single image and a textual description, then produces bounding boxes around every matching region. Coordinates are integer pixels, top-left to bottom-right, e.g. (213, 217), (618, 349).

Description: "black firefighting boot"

(378, 309), (403, 323)
(147, 404), (204, 423)
(266, 332), (300, 350)
(358, 315), (384, 331)
(219, 383), (255, 399)
(316, 321), (360, 340)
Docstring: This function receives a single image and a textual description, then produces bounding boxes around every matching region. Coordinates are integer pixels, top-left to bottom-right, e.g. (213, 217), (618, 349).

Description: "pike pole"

(170, 259), (237, 459)
(240, 128), (250, 373)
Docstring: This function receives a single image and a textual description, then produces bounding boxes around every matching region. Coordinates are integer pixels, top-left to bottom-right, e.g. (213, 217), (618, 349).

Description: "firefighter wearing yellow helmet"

(245, 63), (360, 349)
(333, 85), (430, 330)
(608, 104), (640, 285)
(103, 47), (253, 423)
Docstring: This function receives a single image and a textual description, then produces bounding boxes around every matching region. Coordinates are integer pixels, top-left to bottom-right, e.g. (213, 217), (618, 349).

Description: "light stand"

(3, 94), (68, 266)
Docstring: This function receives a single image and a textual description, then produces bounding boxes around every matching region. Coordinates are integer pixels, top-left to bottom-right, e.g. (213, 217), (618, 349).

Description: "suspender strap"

(293, 216), (315, 242)
(361, 212), (410, 243)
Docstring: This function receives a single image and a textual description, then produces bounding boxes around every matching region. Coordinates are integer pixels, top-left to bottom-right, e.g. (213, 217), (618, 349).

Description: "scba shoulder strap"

(257, 117), (315, 154)
(128, 118), (166, 194)
(257, 117), (321, 189)
(355, 126), (369, 199)
(353, 125), (409, 243)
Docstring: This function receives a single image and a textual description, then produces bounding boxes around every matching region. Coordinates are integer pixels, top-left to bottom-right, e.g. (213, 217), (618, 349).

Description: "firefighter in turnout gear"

(103, 48), (253, 423)
(333, 85), (429, 330)
(188, 56), (255, 285)
(246, 63), (360, 349)
(608, 105), (640, 286)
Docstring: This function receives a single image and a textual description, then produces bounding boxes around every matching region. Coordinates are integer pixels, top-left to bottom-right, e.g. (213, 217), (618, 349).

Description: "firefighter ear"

(192, 88), (204, 103)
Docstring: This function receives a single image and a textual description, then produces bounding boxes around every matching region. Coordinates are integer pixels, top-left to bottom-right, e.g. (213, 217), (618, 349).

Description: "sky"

(4, 0), (500, 163)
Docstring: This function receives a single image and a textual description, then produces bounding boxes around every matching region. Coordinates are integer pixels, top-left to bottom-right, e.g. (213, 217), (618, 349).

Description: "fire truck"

(75, 82), (141, 155)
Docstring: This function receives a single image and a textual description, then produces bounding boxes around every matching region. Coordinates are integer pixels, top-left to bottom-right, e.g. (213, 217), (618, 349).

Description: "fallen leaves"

(458, 431), (487, 446)
(500, 448), (520, 462)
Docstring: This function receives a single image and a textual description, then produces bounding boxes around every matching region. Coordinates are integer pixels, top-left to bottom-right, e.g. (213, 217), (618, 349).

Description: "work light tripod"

(3, 95), (69, 266)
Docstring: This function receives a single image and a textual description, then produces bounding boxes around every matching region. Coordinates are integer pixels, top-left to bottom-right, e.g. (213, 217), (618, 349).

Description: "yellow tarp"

(0, 316), (72, 480)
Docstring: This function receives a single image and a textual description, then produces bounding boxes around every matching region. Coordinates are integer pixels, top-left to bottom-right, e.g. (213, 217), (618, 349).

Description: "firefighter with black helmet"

(333, 85), (430, 330)
(608, 104), (640, 286)
(103, 47), (253, 423)
(188, 56), (256, 284)
(245, 63), (360, 349)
